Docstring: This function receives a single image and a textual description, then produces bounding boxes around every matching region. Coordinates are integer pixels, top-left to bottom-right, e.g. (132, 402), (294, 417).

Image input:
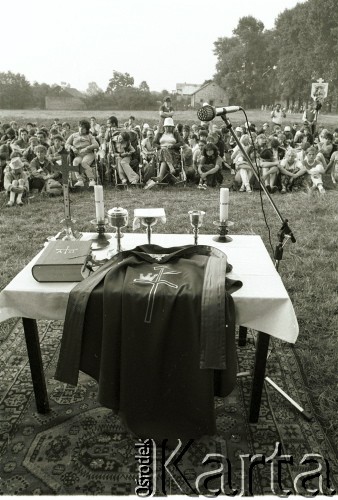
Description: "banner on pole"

(311, 79), (328, 102)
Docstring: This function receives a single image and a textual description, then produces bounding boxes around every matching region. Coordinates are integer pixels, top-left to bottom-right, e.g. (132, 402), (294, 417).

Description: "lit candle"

(220, 188), (229, 221)
(94, 185), (105, 222)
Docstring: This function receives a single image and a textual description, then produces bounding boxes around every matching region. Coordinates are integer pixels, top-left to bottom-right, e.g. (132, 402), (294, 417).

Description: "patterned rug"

(0, 320), (336, 496)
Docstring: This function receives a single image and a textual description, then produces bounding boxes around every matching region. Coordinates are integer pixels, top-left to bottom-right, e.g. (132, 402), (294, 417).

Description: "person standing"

(302, 103), (317, 136)
(158, 97), (174, 133)
(271, 103), (285, 127)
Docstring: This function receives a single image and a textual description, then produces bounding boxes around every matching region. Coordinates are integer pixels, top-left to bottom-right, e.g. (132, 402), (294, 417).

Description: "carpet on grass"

(0, 320), (336, 496)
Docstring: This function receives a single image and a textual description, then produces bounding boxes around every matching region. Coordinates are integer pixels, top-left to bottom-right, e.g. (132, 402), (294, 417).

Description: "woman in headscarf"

(151, 117), (184, 184)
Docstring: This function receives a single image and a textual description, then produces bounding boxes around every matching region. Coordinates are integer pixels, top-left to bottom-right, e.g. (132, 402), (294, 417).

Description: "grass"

(0, 182), (337, 448)
(1, 108), (337, 131)
(0, 107), (337, 451)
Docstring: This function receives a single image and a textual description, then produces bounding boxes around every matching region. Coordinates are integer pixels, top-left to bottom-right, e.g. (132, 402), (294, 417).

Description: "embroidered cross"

(56, 245), (77, 254)
(133, 265), (181, 323)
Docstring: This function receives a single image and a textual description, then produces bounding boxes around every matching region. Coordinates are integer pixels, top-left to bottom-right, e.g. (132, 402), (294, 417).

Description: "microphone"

(197, 104), (242, 122)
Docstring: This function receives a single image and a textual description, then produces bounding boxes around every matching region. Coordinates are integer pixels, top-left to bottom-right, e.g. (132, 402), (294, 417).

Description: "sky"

(4, 0), (305, 94)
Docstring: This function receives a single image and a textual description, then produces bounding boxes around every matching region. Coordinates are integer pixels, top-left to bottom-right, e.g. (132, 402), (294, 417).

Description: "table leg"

(22, 318), (50, 414)
(238, 326), (247, 346)
(249, 331), (270, 423)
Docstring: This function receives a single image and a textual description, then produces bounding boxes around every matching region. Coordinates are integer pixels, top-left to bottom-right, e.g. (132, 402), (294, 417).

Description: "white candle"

(220, 188), (229, 221)
(94, 185), (105, 222)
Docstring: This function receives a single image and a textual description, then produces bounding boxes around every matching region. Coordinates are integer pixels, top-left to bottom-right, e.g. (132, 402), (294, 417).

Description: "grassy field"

(0, 109), (337, 449)
(0, 182), (337, 447)
(1, 108), (337, 131)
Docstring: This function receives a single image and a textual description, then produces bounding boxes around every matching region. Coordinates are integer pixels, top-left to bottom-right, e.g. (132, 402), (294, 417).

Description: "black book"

(32, 240), (92, 282)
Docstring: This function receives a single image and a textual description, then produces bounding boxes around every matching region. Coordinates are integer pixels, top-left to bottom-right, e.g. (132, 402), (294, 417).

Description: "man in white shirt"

(271, 103), (286, 126)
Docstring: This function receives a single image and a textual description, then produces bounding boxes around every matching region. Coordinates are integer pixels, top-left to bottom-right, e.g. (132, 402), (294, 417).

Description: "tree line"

(0, 70), (178, 111)
(0, 0), (337, 111)
(213, 0), (338, 110)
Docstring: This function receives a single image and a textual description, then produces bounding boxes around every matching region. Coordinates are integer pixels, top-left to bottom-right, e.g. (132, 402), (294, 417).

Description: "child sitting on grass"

(4, 157), (29, 206)
(303, 146), (326, 193)
(278, 149), (306, 193)
(28, 145), (60, 193)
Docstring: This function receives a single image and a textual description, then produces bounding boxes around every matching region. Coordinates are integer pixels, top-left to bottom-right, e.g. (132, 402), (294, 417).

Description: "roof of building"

(176, 83), (202, 95)
(47, 86), (85, 99)
(190, 81), (225, 96)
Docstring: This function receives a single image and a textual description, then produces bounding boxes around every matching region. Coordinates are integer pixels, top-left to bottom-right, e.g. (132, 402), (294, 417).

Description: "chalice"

(133, 208), (166, 244)
(188, 210), (205, 245)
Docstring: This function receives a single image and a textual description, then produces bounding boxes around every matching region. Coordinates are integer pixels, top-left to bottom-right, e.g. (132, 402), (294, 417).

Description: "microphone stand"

(220, 114), (296, 270)
(220, 114), (311, 422)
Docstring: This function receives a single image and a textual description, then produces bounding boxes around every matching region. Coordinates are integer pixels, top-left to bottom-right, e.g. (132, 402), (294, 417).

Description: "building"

(190, 81), (228, 108)
(45, 86), (86, 110)
(175, 82), (202, 100)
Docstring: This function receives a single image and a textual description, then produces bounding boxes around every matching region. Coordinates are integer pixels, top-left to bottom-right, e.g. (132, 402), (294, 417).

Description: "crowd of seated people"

(0, 111), (337, 206)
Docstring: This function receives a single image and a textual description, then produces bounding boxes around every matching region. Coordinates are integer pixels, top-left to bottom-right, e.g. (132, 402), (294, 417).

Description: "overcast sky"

(4, 0), (304, 93)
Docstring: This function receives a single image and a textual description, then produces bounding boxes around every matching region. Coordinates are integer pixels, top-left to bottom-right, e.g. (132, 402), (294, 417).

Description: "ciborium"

(107, 207), (128, 254)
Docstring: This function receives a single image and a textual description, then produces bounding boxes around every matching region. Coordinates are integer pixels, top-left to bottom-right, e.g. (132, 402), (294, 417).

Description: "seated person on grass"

(325, 149), (338, 186)
(278, 149), (307, 193)
(61, 122), (73, 141)
(316, 132), (336, 169)
(259, 138), (285, 192)
(141, 128), (157, 183)
(113, 131), (139, 185)
(36, 129), (50, 149)
(181, 142), (195, 182)
(28, 145), (56, 192)
(197, 142), (223, 189)
(47, 135), (67, 167)
(12, 128), (30, 154)
(150, 117), (184, 185)
(0, 127), (16, 153)
(231, 135), (253, 193)
(4, 157), (29, 207)
(0, 152), (8, 190)
(302, 146), (326, 193)
(65, 120), (99, 188)
(22, 136), (39, 165)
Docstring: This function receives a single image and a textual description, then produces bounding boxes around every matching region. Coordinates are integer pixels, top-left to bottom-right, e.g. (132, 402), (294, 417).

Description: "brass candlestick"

(90, 218), (111, 249)
(212, 220), (234, 243)
(56, 152), (82, 241)
(188, 210), (205, 245)
(107, 207), (128, 254)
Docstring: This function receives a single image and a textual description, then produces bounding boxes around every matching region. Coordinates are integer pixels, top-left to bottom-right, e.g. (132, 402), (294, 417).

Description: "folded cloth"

(55, 244), (242, 441)
(133, 208), (166, 230)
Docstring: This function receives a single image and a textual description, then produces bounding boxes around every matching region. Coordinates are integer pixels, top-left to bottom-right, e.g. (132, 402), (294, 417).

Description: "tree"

(139, 81), (150, 92)
(86, 81), (103, 96)
(106, 71), (134, 94)
(214, 16), (270, 107)
(275, 0), (338, 108)
(31, 81), (51, 109)
(0, 71), (32, 109)
(212, 1), (338, 110)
